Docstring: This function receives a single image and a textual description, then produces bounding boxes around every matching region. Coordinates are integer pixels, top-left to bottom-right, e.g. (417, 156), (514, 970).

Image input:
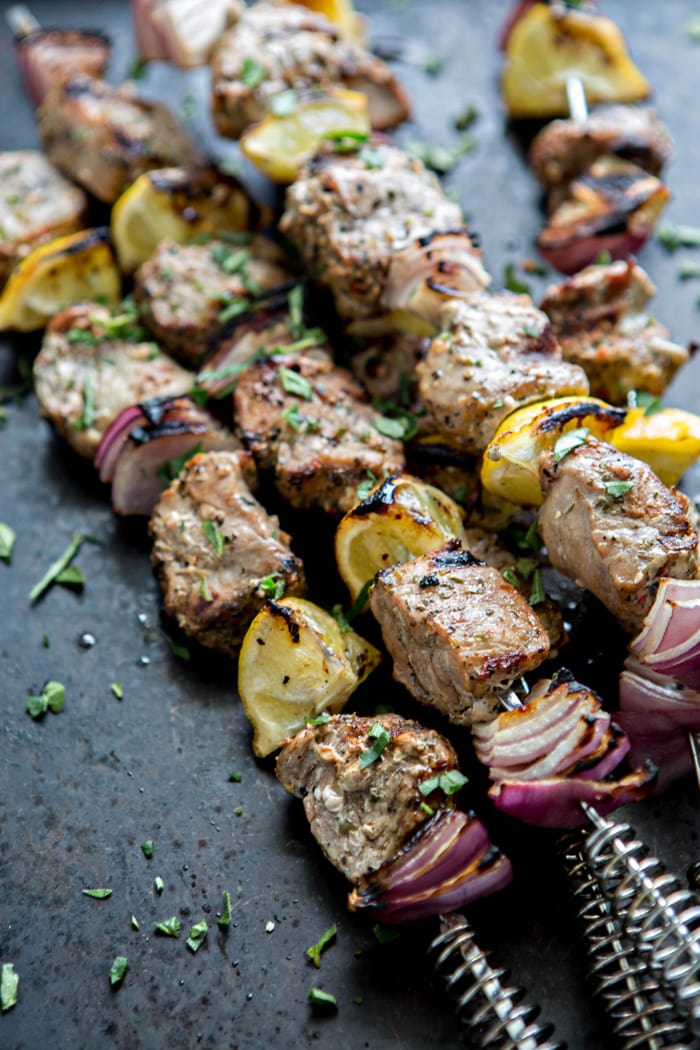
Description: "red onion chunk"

(537, 230), (648, 277)
(95, 404), (148, 482)
(630, 578), (700, 691)
(16, 29), (111, 108)
(347, 809), (512, 925)
(382, 232), (491, 325)
(132, 0), (238, 68)
(489, 762), (657, 828)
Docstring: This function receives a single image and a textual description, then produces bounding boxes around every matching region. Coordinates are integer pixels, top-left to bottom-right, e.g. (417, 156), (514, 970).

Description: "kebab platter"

(2, 2), (700, 1047)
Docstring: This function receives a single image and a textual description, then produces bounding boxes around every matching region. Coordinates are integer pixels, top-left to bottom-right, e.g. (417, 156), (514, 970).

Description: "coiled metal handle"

(560, 832), (693, 1049)
(431, 913), (564, 1049)
(581, 804), (700, 1037)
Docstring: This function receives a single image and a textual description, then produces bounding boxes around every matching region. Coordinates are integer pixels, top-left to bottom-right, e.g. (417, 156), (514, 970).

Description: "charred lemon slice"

(611, 406), (700, 487)
(335, 474), (466, 604)
(111, 165), (258, 273)
(290, 0), (364, 40)
(502, 4), (650, 119)
(240, 88), (370, 183)
(0, 228), (120, 332)
(345, 310), (437, 340)
(481, 396), (625, 507)
(238, 597), (381, 757)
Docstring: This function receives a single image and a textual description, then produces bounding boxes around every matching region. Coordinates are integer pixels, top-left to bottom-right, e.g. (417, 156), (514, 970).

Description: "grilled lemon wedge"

(335, 474), (466, 604)
(290, 0), (364, 40)
(238, 597), (381, 757)
(0, 228), (120, 332)
(611, 406), (700, 487)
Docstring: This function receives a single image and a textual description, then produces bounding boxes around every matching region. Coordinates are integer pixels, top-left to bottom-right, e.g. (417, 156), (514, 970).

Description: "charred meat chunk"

(38, 76), (202, 203)
(233, 352), (405, 514)
(538, 438), (699, 633)
(540, 259), (689, 404)
(134, 237), (294, 365)
(276, 712), (459, 882)
(417, 293), (589, 455)
(34, 303), (193, 459)
(0, 150), (87, 287)
(370, 540), (551, 725)
(210, 0), (410, 138)
(530, 105), (672, 193)
(150, 450), (306, 655)
(280, 141), (489, 320)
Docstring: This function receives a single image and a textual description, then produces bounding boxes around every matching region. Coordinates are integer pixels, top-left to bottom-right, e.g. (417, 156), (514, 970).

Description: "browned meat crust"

(540, 259), (689, 404)
(210, 1), (409, 138)
(538, 439), (699, 632)
(276, 713), (458, 881)
(370, 540), (551, 725)
(33, 303), (193, 459)
(134, 237), (293, 365)
(38, 76), (202, 203)
(150, 450), (306, 655)
(417, 293), (589, 455)
(233, 352), (405, 513)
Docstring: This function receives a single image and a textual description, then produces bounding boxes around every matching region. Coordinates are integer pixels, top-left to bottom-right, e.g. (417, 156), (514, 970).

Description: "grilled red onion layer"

(382, 231), (491, 324)
(618, 657), (700, 791)
(629, 578), (700, 691)
(132, 0), (237, 68)
(14, 27), (111, 107)
(95, 396), (243, 516)
(347, 808), (512, 925)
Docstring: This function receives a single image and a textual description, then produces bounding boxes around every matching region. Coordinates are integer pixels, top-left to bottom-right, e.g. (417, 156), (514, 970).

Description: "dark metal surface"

(1, 2), (700, 1048)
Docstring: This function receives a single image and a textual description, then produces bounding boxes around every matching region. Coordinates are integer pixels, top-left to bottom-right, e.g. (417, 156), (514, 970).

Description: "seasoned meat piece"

(417, 294), (589, 455)
(234, 352), (405, 513)
(0, 151), (87, 287)
(34, 303), (193, 458)
(134, 237), (293, 365)
(276, 713), (459, 882)
(370, 540), (551, 725)
(14, 28), (111, 107)
(211, 1), (410, 137)
(150, 450), (306, 655)
(38, 76), (202, 203)
(280, 141), (489, 320)
(538, 438), (700, 633)
(540, 259), (689, 404)
(462, 526), (565, 653)
(350, 330), (427, 403)
(530, 105), (672, 192)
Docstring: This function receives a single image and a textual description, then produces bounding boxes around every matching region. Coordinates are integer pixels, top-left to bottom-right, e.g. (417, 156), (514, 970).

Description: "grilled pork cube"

(34, 303), (193, 458)
(211, 1), (410, 138)
(540, 259), (689, 404)
(530, 105), (672, 194)
(280, 141), (489, 321)
(150, 450), (306, 655)
(134, 237), (294, 365)
(350, 330), (427, 403)
(234, 352), (405, 513)
(538, 438), (699, 633)
(417, 294), (589, 455)
(370, 540), (551, 725)
(38, 76), (202, 204)
(0, 151), (87, 287)
(276, 713), (459, 882)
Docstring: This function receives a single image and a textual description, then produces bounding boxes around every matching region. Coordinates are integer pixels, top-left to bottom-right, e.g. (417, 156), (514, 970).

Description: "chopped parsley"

(108, 956), (128, 987)
(503, 262), (531, 295)
(180, 91), (196, 122)
(304, 712), (331, 726)
(657, 222), (700, 252)
(74, 376), (96, 433)
(373, 923), (400, 944)
(199, 575), (213, 602)
(419, 770), (468, 797)
(187, 920), (208, 953)
(678, 260), (700, 280)
(82, 888), (112, 899)
(420, 801), (434, 815)
(217, 295), (250, 324)
(26, 680), (66, 719)
(356, 469), (379, 501)
(529, 567), (545, 607)
(154, 876), (164, 895)
(1, 964), (18, 1011)
(359, 146), (384, 170)
(552, 427), (589, 462)
(67, 327), (98, 345)
(327, 129), (370, 154)
(281, 402), (320, 432)
(218, 891), (232, 927)
(141, 840), (154, 859)
(687, 14), (700, 40)
(502, 567), (519, 587)
(270, 89), (298, 116)
(154, 916), (180, 937)
(307, 988), (338, 1008)
(407, 136), (475, 174)
(170, 642), (191, 661)
(228, 771), (242, 782)
(42, 634), (50, 648)
(258, 575), (286, 599)
(424, 55), (444, 76)
(131, 915), (140, 931)
(54, 565), (84, 588)
(594, 249), (612, 265)
(359, 722), (391, 769)
(278, 365), (313, 400)
(453, 104), (479, 131)
(0, 522), (16, 563)
(210, 244), (250, 275)
(604, 479), (634, 498)
(202, 520), (225, 557)
(241, 56), (267, 87)
(155, 443), (202, 482)
(522, 323), (540, 338)
(111, 682), (124, 700)
(126, 56), (147, 80)
(307, 924), (337, 968)
(628, 389), (664, 416)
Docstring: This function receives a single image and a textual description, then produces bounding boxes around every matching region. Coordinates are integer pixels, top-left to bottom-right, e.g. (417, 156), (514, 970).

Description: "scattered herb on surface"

(82, 888), (112, 899)
(42, 634), (50, 648)
(359, 722), (391, 769)
(419, 770), (469, 797)
(154, 876), (164, 895)
(199, 576), (213, 602)
(552, 427), (589, 462)
(356, 469), (379, 501)
(170, 642), (191, 661)
(26, 680), (65, 719)
(187, 920), (208, 953)
(218, 891), (232, 927)
(529, 567), (545, 607)
(108, 956), (128, 987)
(686, 14), (700, 40)
(54, 565), (84, 588)
(358, 146), (384, 169)
(657, 222), (700, 252)
(373, 924), (400, 944)
(228, 771), (242, 782)
(29, 532), (88, 603)
(154, 916), (180, 937)
(141, 840), (154, 859)
(258, 575), (286, 599)
(0, 522), (15, 563)
(420, 801), (434, 815)
(304, 712), (331, 726)
(423, 55), (444, 75)
(126, 56), (147, 80)
(502, 567), (520, 587)
(454, 104), (478, 130)
(628, 389), (664, 416)
(307, 988), (338, 1008)
(111, 682), (124, 700)
(407, 136), (475, 174)
(202, 520), (225, 557)
(604, 480), (634, 498)
(241, 56), (267, 87)
(155, 443), (202, 483)
(278, 365), (313, 400)
(594, 249), (612, 265)
(131, 915), (140, 931)
(306, 924), (337, 968)
(503, 262), (531, 295)
(678, 259), (700, 280)
(1, 964), (18, 1011)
